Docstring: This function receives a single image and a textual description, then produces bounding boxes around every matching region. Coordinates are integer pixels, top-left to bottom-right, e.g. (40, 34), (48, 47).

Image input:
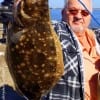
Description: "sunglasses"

(68, 9), (90, 17)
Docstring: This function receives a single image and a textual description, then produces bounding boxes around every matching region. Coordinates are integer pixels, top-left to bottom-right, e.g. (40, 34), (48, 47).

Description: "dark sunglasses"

(68, 9), (90, 17)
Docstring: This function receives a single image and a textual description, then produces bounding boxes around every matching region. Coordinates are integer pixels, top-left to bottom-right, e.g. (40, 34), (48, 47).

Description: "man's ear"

(61, 8), (66, 21)
(61, 8), (64, 16)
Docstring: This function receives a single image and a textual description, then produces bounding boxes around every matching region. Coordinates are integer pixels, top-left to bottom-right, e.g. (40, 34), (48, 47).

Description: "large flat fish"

(6, 0), (64, 99)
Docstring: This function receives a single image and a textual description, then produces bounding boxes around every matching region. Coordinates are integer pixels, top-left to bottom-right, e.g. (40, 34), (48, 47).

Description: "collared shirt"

(76, 29), (100, 100)
(42, 21), (100, 100)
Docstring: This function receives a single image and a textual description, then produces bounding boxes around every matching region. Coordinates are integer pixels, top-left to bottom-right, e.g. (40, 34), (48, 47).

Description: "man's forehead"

(67, 0), (90, 5)
(67, 0), (92, 9)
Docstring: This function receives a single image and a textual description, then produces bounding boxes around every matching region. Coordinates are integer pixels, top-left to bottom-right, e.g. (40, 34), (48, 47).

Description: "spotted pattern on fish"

(6, 0), (64, 100)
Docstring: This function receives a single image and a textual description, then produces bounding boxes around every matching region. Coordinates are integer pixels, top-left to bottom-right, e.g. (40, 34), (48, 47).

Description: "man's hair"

(64, 0), (68, 8)
(64, 0), (92, 12)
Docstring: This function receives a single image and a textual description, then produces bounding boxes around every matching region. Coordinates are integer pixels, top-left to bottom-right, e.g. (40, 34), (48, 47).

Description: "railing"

(0, 5), (13, 40)
(0, 5), (13, 22)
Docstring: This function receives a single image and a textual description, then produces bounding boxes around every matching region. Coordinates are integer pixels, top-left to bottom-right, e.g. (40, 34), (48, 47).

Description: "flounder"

(6, 0), (64, 99)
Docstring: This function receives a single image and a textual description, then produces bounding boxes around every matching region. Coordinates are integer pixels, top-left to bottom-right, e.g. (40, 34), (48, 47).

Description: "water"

(50, 8), (100, 29)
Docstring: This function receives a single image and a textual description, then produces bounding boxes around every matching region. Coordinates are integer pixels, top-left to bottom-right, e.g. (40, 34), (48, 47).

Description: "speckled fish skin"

(6, 0), (64, 100)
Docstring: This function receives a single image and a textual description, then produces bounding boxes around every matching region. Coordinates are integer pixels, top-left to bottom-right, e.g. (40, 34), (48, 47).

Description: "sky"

(49, 0), (100, 8)
(0, 0), (99, 8)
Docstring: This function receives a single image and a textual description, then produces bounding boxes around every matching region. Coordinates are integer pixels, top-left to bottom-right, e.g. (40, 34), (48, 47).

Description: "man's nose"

(74, 16), (82, 21)
(74, 11), (83, 19)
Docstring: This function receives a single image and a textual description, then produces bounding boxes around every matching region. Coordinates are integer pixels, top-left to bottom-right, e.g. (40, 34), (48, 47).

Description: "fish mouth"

(15, 0), (41, 19)
(14, 0), (32, 27)
(20, 1), (31, 19)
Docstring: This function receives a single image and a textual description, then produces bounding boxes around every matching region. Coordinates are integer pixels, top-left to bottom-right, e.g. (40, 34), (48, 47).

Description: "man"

(0, 0), (100, 100)
(42, 0), (100, 99)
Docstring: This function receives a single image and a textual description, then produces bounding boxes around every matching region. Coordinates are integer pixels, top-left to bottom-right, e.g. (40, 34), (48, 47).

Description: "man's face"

(62, 0), (92, 33)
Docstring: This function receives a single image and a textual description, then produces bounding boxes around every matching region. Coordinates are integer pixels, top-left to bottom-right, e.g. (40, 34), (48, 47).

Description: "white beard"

(71, 25), (84, 34)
